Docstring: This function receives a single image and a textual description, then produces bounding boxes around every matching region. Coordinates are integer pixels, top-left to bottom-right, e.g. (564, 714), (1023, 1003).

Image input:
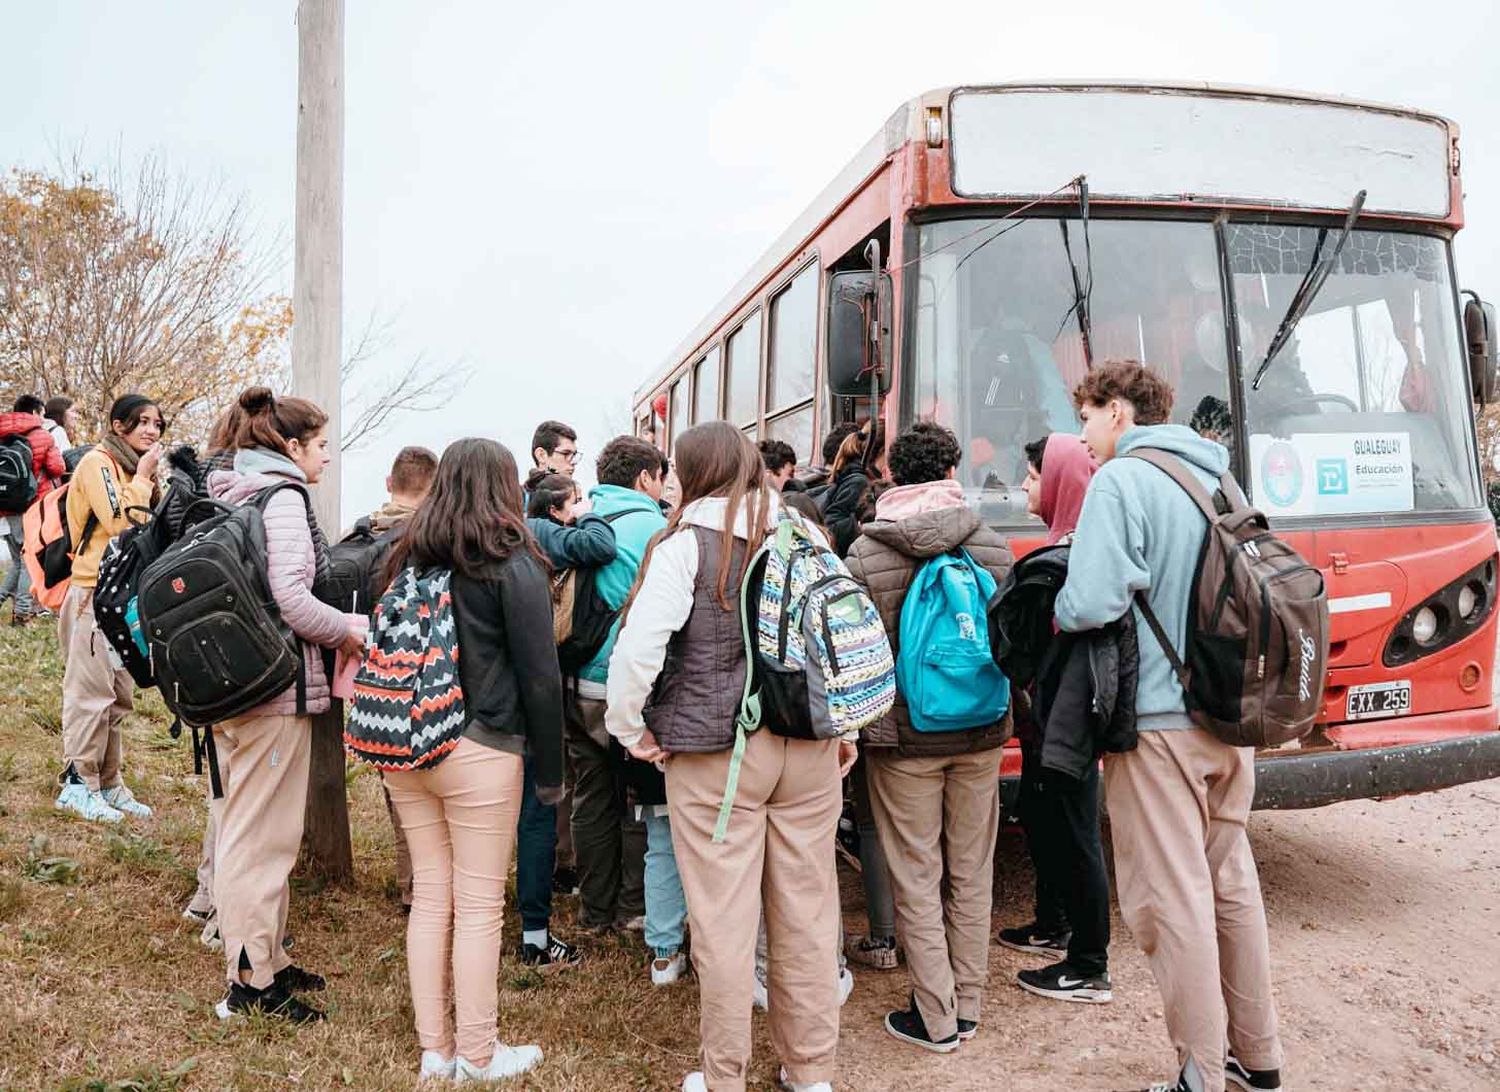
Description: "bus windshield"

(907, 217), (1479, 525)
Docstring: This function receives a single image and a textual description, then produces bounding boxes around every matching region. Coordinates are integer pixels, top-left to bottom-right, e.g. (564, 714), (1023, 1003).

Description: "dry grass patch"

(0, 622), (797, 1090)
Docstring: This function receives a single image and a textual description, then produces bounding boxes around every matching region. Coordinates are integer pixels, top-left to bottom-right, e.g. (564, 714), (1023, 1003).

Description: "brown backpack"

(1126, 448), (1328, 748)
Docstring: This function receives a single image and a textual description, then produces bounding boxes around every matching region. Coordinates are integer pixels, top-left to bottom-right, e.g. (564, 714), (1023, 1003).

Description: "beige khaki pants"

(60, 585), (132, 790)
(1104, 729), (1283, 1092)
(666, 730), (843, 1092)
(211, 712), (311, 989)
(384, 738), (524, 1066)
(866, 747), (1001, 1041)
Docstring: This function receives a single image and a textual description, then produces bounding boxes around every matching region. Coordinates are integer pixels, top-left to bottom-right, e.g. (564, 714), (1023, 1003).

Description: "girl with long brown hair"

(382, 437), (560, 1083)
(605, 421), (851, 1092)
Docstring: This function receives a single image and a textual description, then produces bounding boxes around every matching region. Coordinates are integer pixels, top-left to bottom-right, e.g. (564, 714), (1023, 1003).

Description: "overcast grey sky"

(4, 0), (1498, 518)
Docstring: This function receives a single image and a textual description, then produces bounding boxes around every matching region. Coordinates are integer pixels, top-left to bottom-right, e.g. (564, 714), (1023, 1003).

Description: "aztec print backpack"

(344, 565), (467, 771)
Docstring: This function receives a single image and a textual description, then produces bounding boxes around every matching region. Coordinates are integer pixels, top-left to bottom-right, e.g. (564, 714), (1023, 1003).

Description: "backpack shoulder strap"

(1133, 590), (1192, 693)
(1123, 448), (1221, 521)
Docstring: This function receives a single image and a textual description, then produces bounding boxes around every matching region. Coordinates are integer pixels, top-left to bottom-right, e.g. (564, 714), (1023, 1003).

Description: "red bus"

(634, 82), (1500, 810)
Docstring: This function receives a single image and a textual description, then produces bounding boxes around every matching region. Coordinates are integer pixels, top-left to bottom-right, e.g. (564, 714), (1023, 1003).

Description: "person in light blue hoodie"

(570, 435), (667, 932)
(1054, 361), (1283, 1092)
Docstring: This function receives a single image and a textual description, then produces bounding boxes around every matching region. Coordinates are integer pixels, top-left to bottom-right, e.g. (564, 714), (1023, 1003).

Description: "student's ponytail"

(233, 386), (328, 455)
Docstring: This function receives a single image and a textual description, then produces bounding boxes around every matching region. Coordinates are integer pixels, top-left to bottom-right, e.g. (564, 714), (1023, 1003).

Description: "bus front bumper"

(1252, 730), (1500, 810)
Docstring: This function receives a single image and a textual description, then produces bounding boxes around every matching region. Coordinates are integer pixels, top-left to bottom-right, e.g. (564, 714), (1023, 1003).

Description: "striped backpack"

(344, 566), (466, 771)
(714, 510), (894, 841)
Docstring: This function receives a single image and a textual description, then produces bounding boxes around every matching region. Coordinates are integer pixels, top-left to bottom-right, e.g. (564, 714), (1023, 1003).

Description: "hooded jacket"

(1038, 433), (1096, 546)
(845, 478), (1014, 757)
(576, 484), (668, 696)
(208, 448), (352, 717)
(1054, 424), (1231, 731)
(0, 411), (66, 502)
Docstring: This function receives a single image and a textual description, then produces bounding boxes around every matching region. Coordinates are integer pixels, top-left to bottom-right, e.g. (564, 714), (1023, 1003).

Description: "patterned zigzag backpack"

(344, 566), (467, 771)
(714, 509), (895, 841)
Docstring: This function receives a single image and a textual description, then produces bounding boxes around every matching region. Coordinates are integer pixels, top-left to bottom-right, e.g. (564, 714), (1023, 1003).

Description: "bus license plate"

(1346, 681), (1412, 721)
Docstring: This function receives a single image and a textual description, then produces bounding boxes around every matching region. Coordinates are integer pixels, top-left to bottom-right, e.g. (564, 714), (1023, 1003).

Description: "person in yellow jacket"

(56, 394), (163, 823)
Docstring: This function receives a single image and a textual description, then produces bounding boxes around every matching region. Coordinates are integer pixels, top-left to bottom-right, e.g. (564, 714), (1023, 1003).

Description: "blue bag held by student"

(897, 548), (1010, 732)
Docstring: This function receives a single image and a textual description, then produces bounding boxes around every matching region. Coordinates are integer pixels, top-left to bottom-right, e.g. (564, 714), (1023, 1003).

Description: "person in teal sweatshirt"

(570, 435), (667, 932)
(1053, 361), (1283, 1092)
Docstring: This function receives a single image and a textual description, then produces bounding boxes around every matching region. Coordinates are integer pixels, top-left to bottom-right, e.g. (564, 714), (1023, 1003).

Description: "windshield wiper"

(1056, 177), (1095, 368)
(1249, 189), (1366, 390)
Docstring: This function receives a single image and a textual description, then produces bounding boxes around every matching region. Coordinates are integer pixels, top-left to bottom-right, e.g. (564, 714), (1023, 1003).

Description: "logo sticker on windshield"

(1316, 458), (1349, 495)
(1261, 442), (1303, 507)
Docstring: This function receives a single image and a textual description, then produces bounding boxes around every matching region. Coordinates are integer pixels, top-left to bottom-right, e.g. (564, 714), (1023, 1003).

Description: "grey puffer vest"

(644, 526), (750, 754)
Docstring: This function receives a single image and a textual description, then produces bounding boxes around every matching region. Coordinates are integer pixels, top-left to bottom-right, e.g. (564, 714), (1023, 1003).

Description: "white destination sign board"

(1248, 431), (1414, 517)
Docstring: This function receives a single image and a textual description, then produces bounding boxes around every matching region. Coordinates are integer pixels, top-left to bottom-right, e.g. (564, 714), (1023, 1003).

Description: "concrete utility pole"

(293, 0), (353, 883)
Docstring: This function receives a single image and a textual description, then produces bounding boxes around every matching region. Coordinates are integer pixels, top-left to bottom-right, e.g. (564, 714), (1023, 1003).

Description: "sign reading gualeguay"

(1249, 431), (1414, 517)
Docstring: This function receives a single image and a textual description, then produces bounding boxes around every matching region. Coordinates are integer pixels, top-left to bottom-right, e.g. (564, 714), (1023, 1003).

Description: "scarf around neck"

(100, 433), (143, 479)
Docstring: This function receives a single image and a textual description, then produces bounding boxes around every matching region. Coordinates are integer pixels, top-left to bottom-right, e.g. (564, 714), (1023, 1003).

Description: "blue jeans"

(643, 812), (686, 957)
(516, 757), (557, 934)
(2, 516), (31, 614)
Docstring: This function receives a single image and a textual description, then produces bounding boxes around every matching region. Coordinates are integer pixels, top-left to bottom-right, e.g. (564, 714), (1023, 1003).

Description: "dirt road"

(835, 779), (1500, 1091)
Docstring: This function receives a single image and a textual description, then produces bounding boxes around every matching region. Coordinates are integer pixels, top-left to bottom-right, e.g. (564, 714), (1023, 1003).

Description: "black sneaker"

(518, 934), (582, 972)
(956, 1018), (978, 1041)
(997, 922), (1071, 956)
(883, 999), (960, 1054)
(274, 964), (327, 992)
(552, 866), (580, 896)
(1226, 1054), (1282, 1091)
(215, 981), (324, 1023)
(1017, 961), (1113, 1004)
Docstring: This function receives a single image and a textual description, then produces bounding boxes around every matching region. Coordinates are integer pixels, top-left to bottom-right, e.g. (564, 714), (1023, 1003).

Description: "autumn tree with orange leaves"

(0, 158), (467, 451)
(0, 159), (289, 444)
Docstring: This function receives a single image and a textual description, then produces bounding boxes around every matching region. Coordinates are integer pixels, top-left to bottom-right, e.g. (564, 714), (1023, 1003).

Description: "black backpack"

(94, 460), (210, 688)
(137, 483), (311, 728)
(555, 510), (630, 674)
(321, 516), (404, 616)
(0, 434), (39, 515)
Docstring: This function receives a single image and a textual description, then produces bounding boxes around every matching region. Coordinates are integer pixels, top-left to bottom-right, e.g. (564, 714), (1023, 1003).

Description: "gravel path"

(834, 778), (1500, 1090)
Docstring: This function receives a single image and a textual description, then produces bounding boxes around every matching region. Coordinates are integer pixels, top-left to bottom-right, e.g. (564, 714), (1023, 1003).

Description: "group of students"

(0, 393), (80, 625)
(5, 359), (1285, 1092)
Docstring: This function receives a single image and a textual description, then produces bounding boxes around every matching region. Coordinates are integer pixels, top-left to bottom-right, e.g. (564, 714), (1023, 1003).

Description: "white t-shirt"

(44, 421), (70, 450)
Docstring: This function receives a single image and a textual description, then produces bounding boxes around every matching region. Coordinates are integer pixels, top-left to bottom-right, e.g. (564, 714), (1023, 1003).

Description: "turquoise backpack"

(896, 549), (1010, 732)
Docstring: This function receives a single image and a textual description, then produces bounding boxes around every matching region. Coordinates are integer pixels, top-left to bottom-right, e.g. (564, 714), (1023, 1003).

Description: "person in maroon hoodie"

(997, 433), (1116, 1007)
(0, 394), (66, 625)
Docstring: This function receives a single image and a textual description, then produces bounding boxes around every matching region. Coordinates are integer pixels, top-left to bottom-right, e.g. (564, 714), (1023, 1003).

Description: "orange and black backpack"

(21, 482), (97, 613)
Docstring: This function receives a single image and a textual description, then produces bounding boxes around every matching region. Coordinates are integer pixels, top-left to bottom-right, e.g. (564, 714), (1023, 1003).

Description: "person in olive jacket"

(844, 421), (1013, 1055)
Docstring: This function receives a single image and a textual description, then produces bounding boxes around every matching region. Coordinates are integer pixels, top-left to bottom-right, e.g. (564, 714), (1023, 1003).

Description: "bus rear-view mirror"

(827, 269), (892, 398)
(1464, 293), (1497, 404)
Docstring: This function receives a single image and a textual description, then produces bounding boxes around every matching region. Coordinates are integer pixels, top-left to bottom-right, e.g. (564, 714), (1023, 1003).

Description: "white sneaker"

(682, 1074), (708, 1092)
(778, 1066), (833, 1092)
(101, 785), (152, 818)
(838, 967), (854, 1006)
(618, 914), (646, 932)
(55, 782), (123, 823)
(651, 951), (688, 987)
(453, 1043), (542, 1083)
(419, 1050), (456, 1081)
